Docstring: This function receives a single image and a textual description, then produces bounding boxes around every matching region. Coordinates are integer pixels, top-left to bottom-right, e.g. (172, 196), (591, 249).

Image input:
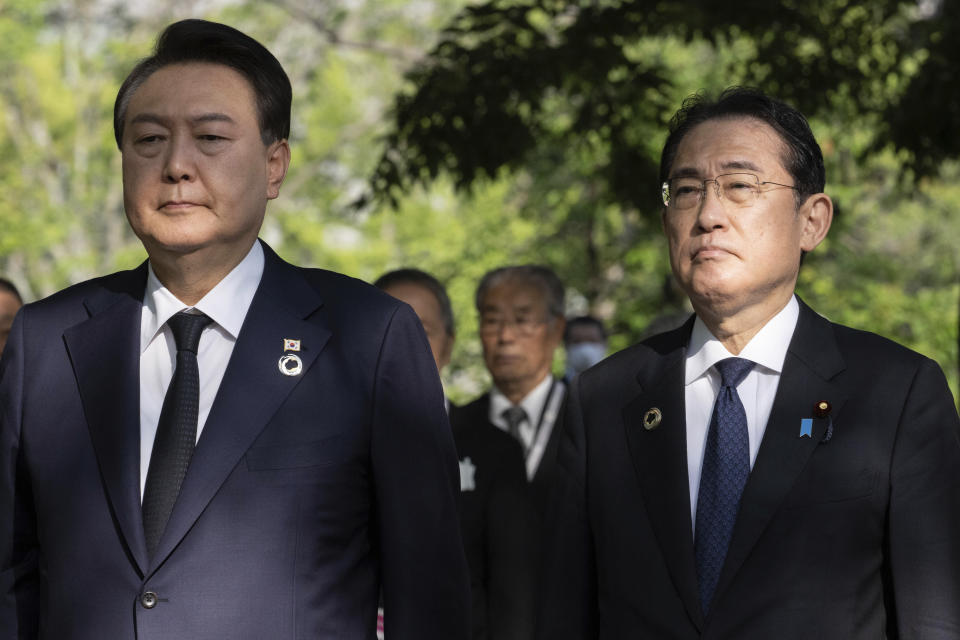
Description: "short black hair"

(564, 315), (606, 343)
(374, 268), (455, 338)
(0, 277), (22, 304)
(659, 87), (825, 206)
(475, 265), (565, 320)
(113, 19), (291, 148)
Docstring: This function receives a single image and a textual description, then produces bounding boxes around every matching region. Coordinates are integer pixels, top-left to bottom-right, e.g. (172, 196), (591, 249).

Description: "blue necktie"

(142, 311), (212, 558)
(694, 357), (755, 614)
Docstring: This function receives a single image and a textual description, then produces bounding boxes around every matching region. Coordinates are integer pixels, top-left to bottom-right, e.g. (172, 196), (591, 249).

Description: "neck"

(694, 292), (794, 355)
(149, 241), (254, 306)
(496, 372), (550, 406)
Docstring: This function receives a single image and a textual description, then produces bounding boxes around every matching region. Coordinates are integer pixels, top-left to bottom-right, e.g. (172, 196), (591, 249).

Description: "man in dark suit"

(0, 20), (469, 639)
(376, 268), (535, 640)
(453, 266), (567, 525)
(536, 88), (960, 639)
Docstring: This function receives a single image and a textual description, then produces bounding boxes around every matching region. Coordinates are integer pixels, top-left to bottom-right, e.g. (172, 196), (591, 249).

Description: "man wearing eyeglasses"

(453, 266), (568, 612)
(536, 87), (960, 639)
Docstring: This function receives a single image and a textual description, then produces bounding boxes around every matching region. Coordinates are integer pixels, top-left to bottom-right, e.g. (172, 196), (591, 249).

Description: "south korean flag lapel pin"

(278, 338), (303, 376)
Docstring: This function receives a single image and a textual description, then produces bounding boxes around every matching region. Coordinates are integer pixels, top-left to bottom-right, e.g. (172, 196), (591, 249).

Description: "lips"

(692, 245), (733, 260)
(159, 200), (205, 211)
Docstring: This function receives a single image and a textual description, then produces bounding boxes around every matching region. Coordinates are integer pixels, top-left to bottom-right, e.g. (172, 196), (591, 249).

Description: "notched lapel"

(623, 342), (704, 631)
(64, 267), (150, 575)
(712, 301), (848, 609)
(150, 249), (332, 567)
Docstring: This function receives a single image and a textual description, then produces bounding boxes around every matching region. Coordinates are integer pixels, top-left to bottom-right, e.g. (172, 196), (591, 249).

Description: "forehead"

(669, 116), (789, 178)
(481, 278), (548, 311)
(125, 62), (258, 128)
(383, 281), (444, 321)
(567, 323), (603, 343)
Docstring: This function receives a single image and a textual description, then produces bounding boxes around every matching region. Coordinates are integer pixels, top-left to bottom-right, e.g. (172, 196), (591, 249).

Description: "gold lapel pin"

(813, 400), (831, 418)
(643, 407), (662, 430)
(283, 338), (301, 352)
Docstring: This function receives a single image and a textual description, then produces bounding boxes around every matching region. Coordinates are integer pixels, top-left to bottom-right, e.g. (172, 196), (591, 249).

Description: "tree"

(367, 0), (958, 399)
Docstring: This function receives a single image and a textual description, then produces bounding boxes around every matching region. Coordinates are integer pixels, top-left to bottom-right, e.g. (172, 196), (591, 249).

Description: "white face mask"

(565, 342), (607, 379)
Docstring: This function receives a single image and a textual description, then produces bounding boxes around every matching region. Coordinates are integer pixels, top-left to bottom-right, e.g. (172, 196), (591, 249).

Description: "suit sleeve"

(888, 358), (960, 638)
(485, 438), (536, 640)
(535, 375), (597, 639)
(370, 303), (470, 640)
(0, 310), (39, 638)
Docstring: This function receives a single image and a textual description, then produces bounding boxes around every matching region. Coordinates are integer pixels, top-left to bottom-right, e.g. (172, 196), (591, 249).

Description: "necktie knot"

(167, 311), (211, 354)
(715, 357), (754, 389)
(502, 406), (528, 431)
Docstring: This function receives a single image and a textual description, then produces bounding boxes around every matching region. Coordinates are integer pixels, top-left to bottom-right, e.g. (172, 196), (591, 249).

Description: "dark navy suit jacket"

(536, 299), (960, 639)
(0, 242), (471, 639)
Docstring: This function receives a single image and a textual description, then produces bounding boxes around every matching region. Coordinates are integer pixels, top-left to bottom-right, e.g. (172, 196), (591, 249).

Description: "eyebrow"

(128, 112), (237, 127)
(668, 160), (763, 179)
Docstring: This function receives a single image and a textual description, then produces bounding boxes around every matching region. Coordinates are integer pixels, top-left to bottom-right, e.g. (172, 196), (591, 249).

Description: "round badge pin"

(643, 407), (662, 430)
(278, 353), (303, 376)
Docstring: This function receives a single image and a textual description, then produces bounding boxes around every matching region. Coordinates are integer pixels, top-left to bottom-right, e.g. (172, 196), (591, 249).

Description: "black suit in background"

(453, 382), (565, 526)
(536, 299), (960, 639)
(449, 405), (535, 640)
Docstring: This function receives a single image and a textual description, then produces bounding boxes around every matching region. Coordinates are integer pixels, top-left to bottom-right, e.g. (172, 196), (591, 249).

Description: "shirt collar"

(490, 372), (555, 423)
(140, 241), (265, 353)
(684, 295), (799, 384)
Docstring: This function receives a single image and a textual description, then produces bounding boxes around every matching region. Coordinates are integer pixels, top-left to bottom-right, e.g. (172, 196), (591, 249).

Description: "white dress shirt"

(138, 241), (264, 498)
(684, 295), (799, 529)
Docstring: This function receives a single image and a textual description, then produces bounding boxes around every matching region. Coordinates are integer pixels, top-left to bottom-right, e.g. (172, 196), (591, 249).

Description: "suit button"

(140, 591), (158, 609)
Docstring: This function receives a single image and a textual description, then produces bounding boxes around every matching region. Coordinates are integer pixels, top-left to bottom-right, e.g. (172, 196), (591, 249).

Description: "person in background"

(0, 20), (469, 639)
(536, 87), (960, 639)
(455, 266), (567, 515)
(376, 268), (535, 640)
(563, 315), (607, 382)
(0, 278), (22, 357)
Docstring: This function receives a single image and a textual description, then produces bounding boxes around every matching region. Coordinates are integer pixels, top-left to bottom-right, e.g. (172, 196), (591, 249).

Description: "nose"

(162, 135), (195, 184)
(495, 318), (520, 343)
(695, 179), (729, 232)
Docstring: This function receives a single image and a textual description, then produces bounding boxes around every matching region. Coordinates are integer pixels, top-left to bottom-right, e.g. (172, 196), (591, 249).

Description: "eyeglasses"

(479, 314), (548, 337)
(661, 172), (798, 210)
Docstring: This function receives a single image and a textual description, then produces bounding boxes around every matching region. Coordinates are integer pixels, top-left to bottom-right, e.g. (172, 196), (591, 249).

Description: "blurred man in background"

(0, 278), (22, 357)
(456, 266), (567, 509)
(377, 268), (535, 640)
(562, 315), (607, 382)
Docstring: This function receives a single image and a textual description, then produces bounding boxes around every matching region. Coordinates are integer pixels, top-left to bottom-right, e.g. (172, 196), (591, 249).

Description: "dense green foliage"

(0, 0), (955, 402)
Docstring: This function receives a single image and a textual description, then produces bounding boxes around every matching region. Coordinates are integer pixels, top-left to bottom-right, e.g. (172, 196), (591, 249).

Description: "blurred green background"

(0, 0), (956, 404)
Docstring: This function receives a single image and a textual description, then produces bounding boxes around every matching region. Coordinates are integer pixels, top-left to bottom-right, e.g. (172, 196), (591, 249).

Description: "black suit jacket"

(536, 299), (960, 639)
(455, 383), (565, 523)
(448, 405), (535, 640)
(0, 242), (471, 639)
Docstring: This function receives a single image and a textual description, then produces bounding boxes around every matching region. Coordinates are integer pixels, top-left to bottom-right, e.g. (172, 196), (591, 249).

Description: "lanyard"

(525, 379), (565, 480)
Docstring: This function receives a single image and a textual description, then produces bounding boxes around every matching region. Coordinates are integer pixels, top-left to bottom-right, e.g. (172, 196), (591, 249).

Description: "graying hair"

(475, 265), (564, 319)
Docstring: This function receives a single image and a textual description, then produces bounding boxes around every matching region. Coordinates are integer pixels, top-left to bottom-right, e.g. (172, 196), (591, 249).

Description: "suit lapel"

(711, 299), (848, 608)
(64, 265), (151, 575)
(149, 245), (331, 567)
(622, 320), (704, 630)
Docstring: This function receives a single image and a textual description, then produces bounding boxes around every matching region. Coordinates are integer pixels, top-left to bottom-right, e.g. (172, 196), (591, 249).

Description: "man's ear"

(266, 139), (291, 200)
(799, 192), (833, 252)
(550, 316), (567, 349)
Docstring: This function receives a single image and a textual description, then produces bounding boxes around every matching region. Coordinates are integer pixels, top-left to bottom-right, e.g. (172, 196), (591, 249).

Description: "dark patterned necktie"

(694, 356), (755, 614)
(142, 311), (212, 558)
(502, 406), (529, 452)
